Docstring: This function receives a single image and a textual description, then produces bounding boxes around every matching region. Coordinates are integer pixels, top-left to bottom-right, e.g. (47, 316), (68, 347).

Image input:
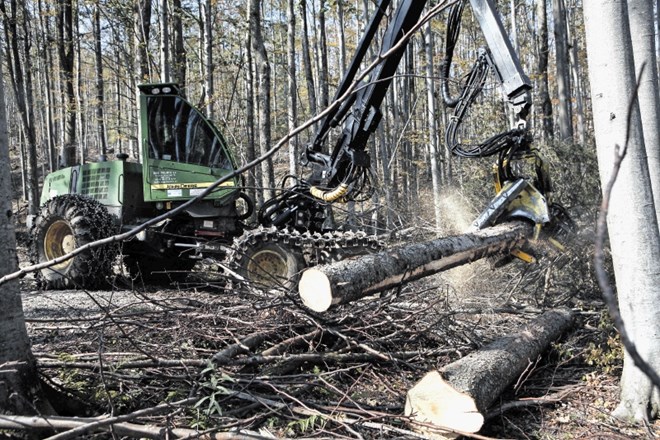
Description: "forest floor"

(14, 228), (660, 440)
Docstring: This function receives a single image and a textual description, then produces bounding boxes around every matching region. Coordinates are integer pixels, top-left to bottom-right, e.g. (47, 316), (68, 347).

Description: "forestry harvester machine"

(32, 0), (570, 290)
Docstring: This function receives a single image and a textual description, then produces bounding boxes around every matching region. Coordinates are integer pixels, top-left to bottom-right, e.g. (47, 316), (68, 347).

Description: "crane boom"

(259, 0), (556, 236)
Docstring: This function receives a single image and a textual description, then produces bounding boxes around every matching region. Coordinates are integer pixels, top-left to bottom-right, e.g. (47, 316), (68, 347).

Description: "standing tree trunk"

(317, 0), (329, 111)
(1, 0), (39, 216)
(204, 0), (214, 118)
(287, 0), (298, 177)
(134, 0), (152, 82)
(628, 0), (660, 225)
(75, 10), (86, 164)
(133, 0), (152, 160)
(336, 0), (347, 71)
(536, 0), (553, 140)
(299, 1), (317, 123)
(249, 0), (275, 200)
(552, 0), (574, 143)
(93, 0), (108, 158)
(245, 30), (260, 207)
(160, 0), (170, 83)
(57, 0), (77, 166)
(0, 46), (51, 415)
(567, 7), (586, 146)
(172, 0), (186, 90)
(424, 24), (442, 229)
(583, 0), (660, 422)
(37, 0), (57, 172)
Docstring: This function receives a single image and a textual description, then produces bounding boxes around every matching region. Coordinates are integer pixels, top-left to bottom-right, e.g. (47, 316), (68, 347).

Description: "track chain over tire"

(228, 226), (385, 289)
(30, 194), (119, 290)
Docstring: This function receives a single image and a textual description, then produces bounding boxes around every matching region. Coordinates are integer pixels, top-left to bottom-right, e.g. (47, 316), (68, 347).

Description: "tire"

(236, 242), (304, 290)
(31, 195), (118, 290)
(124, 254), (196, 286)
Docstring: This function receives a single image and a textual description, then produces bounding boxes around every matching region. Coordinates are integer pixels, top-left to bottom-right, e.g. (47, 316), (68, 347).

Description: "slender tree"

(160, 0), (170, 83)
(93, 0), (108, 158)
(536, 0), (553, 140)
(336, 0), (347, 71)
(425, 23), (442, 228)
(1, 0), (39, 215)
(172, 0), (186, 89)
(204, 0), (214, 118)
(249, 0), (275, 199)
(245, 28), (260, 206)
(0, 42), (51, 414)
(57, 0), (77, 166)
(583, 0), (660, 422)
(134, 0), (152, 82)
(552, 0), (574, 143)
(628, 0), (660, 224)
(317, 0), (329, 111)
(287, 0), (298, 177)
(299, 1), (317, 123)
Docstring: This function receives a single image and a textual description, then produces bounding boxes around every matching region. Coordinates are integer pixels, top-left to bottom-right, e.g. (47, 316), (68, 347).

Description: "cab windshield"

(146, 95), (232, 170)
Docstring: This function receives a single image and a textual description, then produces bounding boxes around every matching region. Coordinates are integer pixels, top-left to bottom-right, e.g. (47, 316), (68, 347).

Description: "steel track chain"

(229, 226), (385, 271)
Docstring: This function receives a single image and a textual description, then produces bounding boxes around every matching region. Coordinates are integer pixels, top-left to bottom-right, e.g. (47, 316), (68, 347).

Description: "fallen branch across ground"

(299, 222), (532, 312)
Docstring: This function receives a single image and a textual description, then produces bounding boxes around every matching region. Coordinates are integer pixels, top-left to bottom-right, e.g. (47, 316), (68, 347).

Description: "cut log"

(299, 222), (532, 312)
(404, 308), (574, 439)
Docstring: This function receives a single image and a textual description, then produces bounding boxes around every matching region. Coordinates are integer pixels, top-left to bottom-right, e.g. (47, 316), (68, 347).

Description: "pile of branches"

(24, 278), (529, 439)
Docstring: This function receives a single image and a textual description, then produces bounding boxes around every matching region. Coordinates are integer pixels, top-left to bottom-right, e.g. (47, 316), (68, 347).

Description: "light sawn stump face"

(404, 370), (483, 439)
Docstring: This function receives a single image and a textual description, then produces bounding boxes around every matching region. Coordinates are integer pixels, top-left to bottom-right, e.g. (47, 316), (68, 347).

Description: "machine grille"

(81, 167), (111, 201)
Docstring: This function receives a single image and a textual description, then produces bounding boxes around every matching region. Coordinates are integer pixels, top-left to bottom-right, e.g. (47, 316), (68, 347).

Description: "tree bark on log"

(299, 222), (532, 312)
(404, 308), (574, 438)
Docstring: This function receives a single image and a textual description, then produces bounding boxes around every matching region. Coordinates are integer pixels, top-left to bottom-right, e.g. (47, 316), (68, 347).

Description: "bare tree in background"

(552, 0), (574, 143)
(628, 0), (660, 225)
(249, 0), (275, 199)
(57, 0), (77, 166)
(93, 0), (108, 158)
(1, 0), (39, 215)
(287, 0), (298, 177)
(536, 0), (553, 140)
(0, 43), (51, 414)
(584, 0), (660, 422)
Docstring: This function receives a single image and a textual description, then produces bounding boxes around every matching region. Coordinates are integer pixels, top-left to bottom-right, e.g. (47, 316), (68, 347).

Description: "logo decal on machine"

(150, 181), (234, 190)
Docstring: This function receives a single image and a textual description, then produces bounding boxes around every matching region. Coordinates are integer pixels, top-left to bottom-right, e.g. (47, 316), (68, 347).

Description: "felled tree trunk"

(299, 222), (532, 312)
(405, 309), (574, 438)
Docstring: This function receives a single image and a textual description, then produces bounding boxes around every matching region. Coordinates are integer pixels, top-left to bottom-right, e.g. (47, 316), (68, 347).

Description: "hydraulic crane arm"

(307, 0), (533, 194)
(259, 0), (541, 233)
(470, 0), (532, 120)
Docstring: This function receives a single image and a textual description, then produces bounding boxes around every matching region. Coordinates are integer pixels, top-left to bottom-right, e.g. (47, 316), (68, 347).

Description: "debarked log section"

(299, 222), (533, 312)
(404, 308), (574, 439)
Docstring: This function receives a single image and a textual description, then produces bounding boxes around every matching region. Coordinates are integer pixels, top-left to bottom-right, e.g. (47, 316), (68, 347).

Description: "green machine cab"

(33, 83), (248, 289)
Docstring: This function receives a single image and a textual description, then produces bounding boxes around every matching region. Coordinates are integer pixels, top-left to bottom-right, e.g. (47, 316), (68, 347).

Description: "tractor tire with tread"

(30, 194), (118, 290)
(235, 241), (305, 291)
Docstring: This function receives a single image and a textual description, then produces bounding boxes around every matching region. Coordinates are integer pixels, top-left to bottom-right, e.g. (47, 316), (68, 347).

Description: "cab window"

(146, 95), (232, 169)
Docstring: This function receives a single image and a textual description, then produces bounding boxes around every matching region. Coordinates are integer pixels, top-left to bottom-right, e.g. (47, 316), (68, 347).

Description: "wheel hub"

(246, 249), (289, 287)
(44, 219), (76, 270)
